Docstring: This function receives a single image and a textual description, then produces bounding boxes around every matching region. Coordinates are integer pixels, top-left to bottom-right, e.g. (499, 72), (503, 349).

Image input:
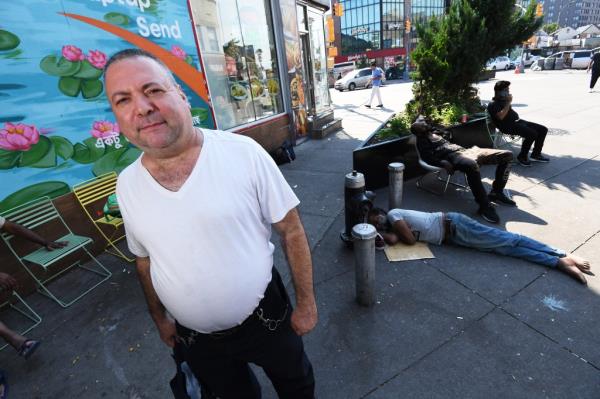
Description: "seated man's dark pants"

(509, 120), (548, 158)
(176, 268), (315, 399)
(447, 148), (513, 207)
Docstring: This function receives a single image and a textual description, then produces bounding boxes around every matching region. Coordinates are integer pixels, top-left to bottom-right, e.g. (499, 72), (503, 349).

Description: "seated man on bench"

(487, 80), (549, 166)
(369, 208), (593, 285)
(412, 116), (514, 224)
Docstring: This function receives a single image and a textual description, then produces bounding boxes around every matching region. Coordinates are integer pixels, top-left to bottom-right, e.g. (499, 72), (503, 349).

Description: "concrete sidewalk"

(1, 69), (599, 398)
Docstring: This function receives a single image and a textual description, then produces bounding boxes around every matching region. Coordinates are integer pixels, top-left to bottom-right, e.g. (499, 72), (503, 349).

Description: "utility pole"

(403, 0), (412, 80)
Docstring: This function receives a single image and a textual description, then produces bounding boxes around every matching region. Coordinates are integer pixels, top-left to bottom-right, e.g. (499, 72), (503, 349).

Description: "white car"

(486, 56), (511, 71)
(570, 50), (592, 69)
(334, 67), (374, 91)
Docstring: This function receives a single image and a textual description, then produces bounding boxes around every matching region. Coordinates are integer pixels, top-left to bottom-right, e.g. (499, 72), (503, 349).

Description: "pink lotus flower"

(90, 120), (119, 139)
(0, 122), (40, 151)
(87, 49), (107, 69)
(170, 45), (187, 60)
(62, 45), (85, 62)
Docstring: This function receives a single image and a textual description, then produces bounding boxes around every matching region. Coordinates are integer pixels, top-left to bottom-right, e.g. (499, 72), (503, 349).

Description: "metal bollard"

(388, 162), (405, 210)
(352, 223), (377, 306)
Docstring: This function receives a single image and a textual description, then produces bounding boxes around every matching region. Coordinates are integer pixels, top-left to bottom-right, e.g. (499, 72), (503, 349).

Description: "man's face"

(368, 213), (387, 230)
(411, 121), (429, 136)
(105, 56), (192, 155)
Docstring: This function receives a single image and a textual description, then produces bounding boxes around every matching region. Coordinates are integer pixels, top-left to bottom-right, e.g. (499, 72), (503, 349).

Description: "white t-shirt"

(0, 215), (5, 229)
(387, 209), (444, 245)
(116, 129), (299, 333)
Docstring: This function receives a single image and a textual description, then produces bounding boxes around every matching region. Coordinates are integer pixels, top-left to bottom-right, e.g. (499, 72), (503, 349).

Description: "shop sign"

(351, 26), (370, 35)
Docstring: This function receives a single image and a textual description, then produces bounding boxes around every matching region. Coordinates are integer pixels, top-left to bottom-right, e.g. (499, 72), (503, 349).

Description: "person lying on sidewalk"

(0, 215), (68, 360)
(368, 208), (592, 285)
(412, 116), (514, 224)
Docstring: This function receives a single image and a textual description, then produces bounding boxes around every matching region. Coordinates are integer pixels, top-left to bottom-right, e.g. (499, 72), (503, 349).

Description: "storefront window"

(308, 10), (331, 114)
(190, 0), (284, 130)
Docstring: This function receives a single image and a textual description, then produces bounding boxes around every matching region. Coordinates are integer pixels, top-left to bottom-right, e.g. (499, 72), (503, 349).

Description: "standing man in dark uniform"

(487, 80), (550, 167)
(587, 51), (600, 93)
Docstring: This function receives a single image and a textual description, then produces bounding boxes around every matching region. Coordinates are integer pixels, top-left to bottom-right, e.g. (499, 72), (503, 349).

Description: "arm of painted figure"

(136, 256), (178, 347)
(2, 220), (68, 250)
(273, 208), (317, 336)
(390, 219), (417, 245)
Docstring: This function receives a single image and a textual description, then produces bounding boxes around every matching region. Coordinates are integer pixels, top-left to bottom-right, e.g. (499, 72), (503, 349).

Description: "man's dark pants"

(176, 268), (315, 399)
(510, 120), (548, 158)
(591, 69), (600, 89)
(447, 147), (513, 207)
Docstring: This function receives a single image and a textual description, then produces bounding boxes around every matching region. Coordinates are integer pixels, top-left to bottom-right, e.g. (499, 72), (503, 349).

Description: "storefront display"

(189, 0), (284, 131)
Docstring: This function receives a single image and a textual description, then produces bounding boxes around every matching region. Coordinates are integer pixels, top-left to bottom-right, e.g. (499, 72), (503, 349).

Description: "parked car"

(335, 67), (375, 91)
(570, 49), (592, 69)
(486, 56), (511, 70)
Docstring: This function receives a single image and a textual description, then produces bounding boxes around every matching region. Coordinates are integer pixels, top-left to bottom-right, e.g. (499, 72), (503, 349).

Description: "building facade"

(543, 0), (600, 28)
(332, 0), (449, 68)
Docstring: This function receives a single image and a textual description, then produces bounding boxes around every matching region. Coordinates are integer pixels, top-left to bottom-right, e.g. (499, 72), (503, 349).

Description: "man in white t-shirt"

(368, 208), (592, 285)
(104, 49), (317, 398)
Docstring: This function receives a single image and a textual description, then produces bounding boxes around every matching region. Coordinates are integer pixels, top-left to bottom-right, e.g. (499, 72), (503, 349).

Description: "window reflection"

(190, 0), (284, 130)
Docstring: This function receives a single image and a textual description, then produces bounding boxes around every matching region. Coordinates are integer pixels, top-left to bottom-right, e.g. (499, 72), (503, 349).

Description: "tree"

(409, 0), (543, 120)
(542, 22), (560, 34)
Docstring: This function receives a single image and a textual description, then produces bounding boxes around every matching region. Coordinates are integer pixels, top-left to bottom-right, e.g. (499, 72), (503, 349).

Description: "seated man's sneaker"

(478, 205), (500, 224)
(516, 155), (531, 167)
(488, 190), (516, 206)
(530, 153), (550, 162)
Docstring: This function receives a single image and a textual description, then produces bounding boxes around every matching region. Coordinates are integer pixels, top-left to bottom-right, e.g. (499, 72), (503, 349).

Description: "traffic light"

(405, 19), (411, 33)
(333, 3), (344, 17)
(536, 2), (543, 17)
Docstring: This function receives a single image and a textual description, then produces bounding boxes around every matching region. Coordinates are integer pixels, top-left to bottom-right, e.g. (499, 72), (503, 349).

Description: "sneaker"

(365, 105), (371, 108)
(488, 190), (516, 206)
(376, 104), (383, 108)
(517, 155), (531, 167)
(589, 89), (594, 93)
(530, 153), (550, 163)
(478, 205), (500, 224)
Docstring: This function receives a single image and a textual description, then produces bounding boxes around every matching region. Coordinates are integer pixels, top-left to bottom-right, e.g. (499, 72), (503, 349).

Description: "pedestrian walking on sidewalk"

(105, 49), (317, 399)
(365, 61), (384, 108)
(587, 52), (600, 93)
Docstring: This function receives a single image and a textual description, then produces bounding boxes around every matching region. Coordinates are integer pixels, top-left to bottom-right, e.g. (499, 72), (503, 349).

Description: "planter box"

(353, 131), (421, 190)
(447, 116), (494, 149)
(478, 69), (496, 81)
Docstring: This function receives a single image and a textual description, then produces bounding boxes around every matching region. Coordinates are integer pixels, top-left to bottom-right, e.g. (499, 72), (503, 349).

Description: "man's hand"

(291, 301), (318, 336)
(156, 316), (178, 348)
(0, 272), (18, 291)
(45, 241), (68, 251)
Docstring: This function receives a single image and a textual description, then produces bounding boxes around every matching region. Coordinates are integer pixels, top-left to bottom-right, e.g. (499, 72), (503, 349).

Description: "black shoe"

(517, 155), (531, 167)
(488, 190), (516, 206)
(530, 153), (550, 162)
(365, 105), (371, 108)
(376, 104), (383, 108)
(478, 205), (500, 224)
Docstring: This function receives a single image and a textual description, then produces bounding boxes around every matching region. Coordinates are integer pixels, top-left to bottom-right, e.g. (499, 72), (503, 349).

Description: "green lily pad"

(104, 12), (131, 26)
(2, 49), (23, 59)
(0, 30), (20, 51)
(19, 136), (56, 168)
(40, 55), (81, 77)
(73, 60), (103, 80)
(71, 137), (106, 164)
(0, 149), (22, 169)
(185, 55), (193, 65)
(50, 136), (74, 160)
(58, 76), (82, 97)
(92, 146), (141, 176)
(81, 79), (103, 99)
(191, 107), (209, 123)
(0, 181), (71, 213)
(73, 60), (102, 80)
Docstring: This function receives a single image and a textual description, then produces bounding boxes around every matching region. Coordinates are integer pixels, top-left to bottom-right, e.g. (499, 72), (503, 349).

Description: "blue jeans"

(446, 213), (566, 267)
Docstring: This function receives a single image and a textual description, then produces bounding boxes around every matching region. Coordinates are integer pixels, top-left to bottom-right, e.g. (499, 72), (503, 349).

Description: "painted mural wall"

(0, 0), (214, 212)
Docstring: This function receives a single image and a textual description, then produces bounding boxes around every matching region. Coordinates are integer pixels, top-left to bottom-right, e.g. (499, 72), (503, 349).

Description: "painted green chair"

(0, 289), (42, 351)
(0, 196), (112, 308)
